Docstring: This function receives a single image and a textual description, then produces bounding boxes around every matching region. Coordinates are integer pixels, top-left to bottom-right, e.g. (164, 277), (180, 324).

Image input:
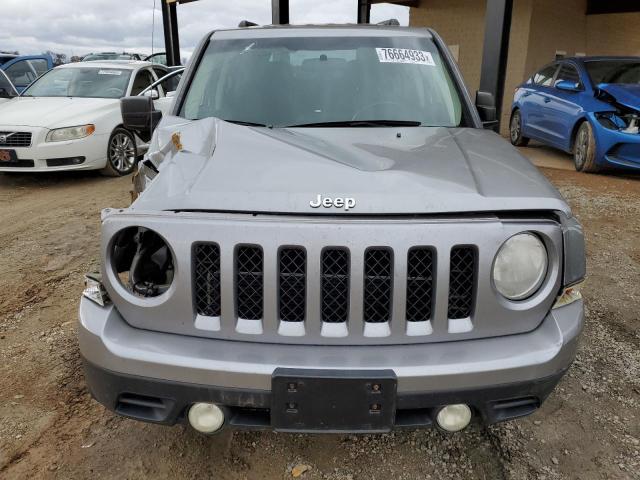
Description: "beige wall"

(409, 0), (640, 135)
(409, 0), (487, 93)
(523, 0), (587, 82)
(587, 13), (640, 56)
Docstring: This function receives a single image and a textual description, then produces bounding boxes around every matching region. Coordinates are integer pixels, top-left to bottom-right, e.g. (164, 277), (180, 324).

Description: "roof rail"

(238, 20), (259, 27)
(377, 19), (400, 26)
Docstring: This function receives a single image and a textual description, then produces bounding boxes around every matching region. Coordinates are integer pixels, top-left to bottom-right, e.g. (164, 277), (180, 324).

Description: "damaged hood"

(133, 117), (569, 215)
(597, 83), (640, 111)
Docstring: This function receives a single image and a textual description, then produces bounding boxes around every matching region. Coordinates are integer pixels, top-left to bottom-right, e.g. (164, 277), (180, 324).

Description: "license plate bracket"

(271, 369), (397, 432)
(0, 149), (17, 163)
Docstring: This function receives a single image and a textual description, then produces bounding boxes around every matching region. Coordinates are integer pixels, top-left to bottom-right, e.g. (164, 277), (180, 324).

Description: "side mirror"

(143, 88), (160, 100)
(121, 96), (162, 143)
(475, 90), (498, 129)
(0, 87), (13, 99)
(556, 80), (581, 92)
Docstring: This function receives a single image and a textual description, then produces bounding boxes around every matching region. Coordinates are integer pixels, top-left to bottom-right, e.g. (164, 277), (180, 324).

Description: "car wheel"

(573, 121), (599, 173)
(100, 128), (138, 177)
(509, 109), (529, 147)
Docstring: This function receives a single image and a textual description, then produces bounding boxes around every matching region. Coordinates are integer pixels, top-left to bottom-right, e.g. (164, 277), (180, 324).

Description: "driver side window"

(130, 69), (155, 96)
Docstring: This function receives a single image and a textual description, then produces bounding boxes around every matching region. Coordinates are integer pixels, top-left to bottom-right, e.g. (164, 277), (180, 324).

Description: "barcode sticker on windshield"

(376, 48), (435, 66)
(98, 70), (122, 75)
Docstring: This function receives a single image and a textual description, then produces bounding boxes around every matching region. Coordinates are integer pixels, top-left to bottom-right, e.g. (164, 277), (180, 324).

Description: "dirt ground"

(0, 159), (638, 479)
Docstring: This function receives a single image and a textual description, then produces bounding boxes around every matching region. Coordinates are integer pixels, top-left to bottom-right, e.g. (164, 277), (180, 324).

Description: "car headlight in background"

(111, 226), (174, 298)
(492, 232), (548, 301)
(46, 124), (95, 142)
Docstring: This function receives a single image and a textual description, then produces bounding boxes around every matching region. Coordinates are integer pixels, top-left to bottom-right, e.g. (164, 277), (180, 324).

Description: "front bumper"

(590, 114), (640, 171)
(0, 126), (109, 172)
(78, 297), (583, 431)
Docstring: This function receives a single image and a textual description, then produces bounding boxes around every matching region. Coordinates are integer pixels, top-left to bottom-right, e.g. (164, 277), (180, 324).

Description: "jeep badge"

(310, 195), (356, 211)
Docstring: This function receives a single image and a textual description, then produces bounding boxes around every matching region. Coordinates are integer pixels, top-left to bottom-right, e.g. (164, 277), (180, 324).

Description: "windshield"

(22, 67), (132, 98)
(585, 60), (640, 85)
(179, 35), (463, 127)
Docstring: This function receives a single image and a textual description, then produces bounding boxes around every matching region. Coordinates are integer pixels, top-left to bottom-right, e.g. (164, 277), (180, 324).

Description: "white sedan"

(0, 61), (175, 176)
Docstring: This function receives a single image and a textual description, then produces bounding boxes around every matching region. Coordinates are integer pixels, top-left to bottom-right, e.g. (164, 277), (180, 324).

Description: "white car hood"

(0, 97), (119, 128)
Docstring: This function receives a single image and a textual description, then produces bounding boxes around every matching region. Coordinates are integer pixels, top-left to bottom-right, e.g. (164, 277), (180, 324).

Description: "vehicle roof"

(57, 60), (154, 70)
(210, 24), (432, 39)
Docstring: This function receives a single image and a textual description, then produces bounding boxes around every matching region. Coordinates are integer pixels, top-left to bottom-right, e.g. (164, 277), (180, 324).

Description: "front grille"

(279, 248), (306, 322)
(321, 249), (350, 323)
(406, 248), (434, 322)
(0, 131), (32, 147)
(236, 246), (264, 320)
(193, 243), (221, 317)
(448, 247), (476, 319)
(192, 242), (483, 339)
(363, 248), (393, 323)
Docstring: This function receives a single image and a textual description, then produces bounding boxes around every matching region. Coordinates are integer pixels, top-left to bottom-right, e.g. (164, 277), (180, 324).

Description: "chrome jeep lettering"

(309, 195), (357, 211)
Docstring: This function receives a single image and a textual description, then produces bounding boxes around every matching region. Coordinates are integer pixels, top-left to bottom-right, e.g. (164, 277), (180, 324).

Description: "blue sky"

(0, 0), (409, 58)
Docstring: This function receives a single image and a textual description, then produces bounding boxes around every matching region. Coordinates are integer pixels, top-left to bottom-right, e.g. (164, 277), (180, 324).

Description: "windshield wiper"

(223, 119), (271, 127)
(283, 120), (422, 128)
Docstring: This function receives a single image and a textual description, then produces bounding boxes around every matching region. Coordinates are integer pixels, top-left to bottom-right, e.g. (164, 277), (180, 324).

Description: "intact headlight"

(492, 233), (548, 301)
(110, 226), (174, 298)
(46, 124), (95, 142)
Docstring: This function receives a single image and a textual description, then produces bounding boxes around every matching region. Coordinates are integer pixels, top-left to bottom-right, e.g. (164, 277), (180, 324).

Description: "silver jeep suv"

(79, 24), (585, 434)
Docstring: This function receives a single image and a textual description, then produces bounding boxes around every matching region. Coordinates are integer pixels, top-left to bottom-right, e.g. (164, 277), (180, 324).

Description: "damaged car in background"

(79, 24), (585, 435)
(511, 56), (640, 172)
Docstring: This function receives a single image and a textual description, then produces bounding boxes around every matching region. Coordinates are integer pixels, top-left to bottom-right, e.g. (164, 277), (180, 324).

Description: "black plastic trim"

(83, 358), (568, 432)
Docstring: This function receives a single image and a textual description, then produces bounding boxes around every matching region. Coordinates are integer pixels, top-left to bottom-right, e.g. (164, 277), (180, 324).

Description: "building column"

(272, 0), (290, 25)
(161, 0), (181, 66)
(479, 0), (513, 131)
(357, 0), (371, 24)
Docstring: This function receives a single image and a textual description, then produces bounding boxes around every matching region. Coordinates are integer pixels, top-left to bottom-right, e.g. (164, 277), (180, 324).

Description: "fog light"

(436, 404), (472, 432)
(188, 403), (225, 433)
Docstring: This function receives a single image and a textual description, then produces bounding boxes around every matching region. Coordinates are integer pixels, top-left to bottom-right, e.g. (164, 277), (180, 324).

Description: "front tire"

(509, 109), (529, 147)
(573, 121), (599, 173)
(100, 128), (138, 177)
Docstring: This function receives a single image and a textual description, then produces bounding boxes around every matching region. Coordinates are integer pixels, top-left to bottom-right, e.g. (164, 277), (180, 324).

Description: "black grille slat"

(279, 248), (306, 322)
(236, 246), (264, 320)
(193, 244), (221, 317)
(0, 131), (32, 147)
(448, 247), (476, 319)
(363, 249), (393, 323)
(406, 248), (434, 322)
(321, 249), (350, 323)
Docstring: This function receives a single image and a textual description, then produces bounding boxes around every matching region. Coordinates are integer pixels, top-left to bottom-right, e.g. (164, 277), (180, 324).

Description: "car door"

(2, 58), (49, 93)
(0, 70), (18, 104)
(521, 63), (560, 142)
(542, 62), (587, 151)
(129, 68), (156, 96)
(151, 68), (183, 115)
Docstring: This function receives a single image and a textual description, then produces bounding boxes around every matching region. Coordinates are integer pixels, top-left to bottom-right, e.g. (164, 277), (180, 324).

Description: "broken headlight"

(110, 226), (174, 298)
(596, 112), (640, 134)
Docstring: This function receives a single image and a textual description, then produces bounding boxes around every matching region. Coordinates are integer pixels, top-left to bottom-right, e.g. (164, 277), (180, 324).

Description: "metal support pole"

(357, 0), (371, 23)
(272, 0), (290, 25)
(479, 0), (513, 131)
(161, 0), (181, 66)
(357, 0), (371, 24)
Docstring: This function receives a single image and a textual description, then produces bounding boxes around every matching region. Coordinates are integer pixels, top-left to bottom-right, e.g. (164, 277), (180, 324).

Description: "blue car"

(0, 54), (53, 93)
(511, 56), (640, 173)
